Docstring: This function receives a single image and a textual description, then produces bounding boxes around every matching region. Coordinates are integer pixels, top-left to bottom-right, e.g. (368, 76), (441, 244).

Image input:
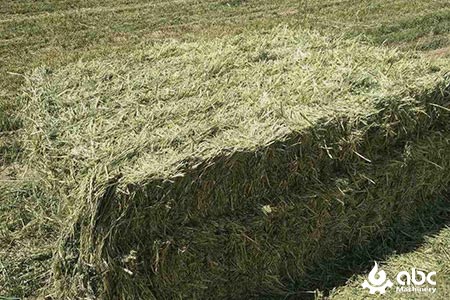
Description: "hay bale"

(21, 27), (449, 299)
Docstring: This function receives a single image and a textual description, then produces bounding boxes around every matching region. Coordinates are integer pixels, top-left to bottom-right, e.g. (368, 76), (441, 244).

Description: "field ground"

(0, 0), (449, 298)
(330, 224), (450, 299)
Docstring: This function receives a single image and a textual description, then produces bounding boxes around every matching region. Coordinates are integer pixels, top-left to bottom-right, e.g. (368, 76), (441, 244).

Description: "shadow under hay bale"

(283, 192), (450, 299)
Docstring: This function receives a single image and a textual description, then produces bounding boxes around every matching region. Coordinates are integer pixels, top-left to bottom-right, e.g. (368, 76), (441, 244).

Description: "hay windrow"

(20, 27), (450, 299)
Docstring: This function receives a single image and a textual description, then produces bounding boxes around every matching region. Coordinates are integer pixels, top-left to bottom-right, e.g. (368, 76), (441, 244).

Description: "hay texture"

(21, 27), (450, 299)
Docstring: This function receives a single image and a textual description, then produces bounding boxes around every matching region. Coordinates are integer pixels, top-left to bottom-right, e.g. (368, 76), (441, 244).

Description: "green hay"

(20, 27), (450, 299)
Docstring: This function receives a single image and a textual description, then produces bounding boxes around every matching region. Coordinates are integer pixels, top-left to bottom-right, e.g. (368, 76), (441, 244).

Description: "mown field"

(1, 1), (450, 159)
(0, 0), (449, 299)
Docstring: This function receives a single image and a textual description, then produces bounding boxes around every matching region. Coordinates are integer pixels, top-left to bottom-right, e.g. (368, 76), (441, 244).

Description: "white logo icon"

(362, 262), (393, 294)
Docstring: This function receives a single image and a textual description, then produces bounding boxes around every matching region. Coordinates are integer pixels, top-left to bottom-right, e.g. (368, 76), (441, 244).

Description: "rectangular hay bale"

(21, 27), (450, 299)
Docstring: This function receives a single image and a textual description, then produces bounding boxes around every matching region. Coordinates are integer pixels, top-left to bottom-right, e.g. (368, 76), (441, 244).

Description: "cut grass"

(0, 99), (22, 165)
(0, 181), (59, 298)
(1, 0), (449, 95)
(19, 27), (450, 299)
(359, 9), (450, 51)
(285, 192), (450, 299)
(22, 28), (447, 184)
(1, 1), (450, 298)
(329, 225), (450, 300)
(1, 0), (449, 164)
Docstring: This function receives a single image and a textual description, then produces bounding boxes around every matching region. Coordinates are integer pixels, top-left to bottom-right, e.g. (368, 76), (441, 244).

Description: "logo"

(362, 262), (393, 294)
(362, 262), (437, 295)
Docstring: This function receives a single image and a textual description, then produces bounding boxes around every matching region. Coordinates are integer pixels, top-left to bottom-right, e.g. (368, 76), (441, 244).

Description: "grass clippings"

(17, 27), (450, 299)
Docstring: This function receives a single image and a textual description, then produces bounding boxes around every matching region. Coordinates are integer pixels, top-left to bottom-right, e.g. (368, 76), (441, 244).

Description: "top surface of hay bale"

(22, 27), (445, 185)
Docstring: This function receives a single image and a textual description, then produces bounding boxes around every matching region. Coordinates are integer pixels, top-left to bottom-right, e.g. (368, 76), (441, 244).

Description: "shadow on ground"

(277, 192), (450, 300)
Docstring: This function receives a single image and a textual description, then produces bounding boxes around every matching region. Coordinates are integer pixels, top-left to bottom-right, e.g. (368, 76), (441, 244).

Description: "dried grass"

(20, 27), (450, 299)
